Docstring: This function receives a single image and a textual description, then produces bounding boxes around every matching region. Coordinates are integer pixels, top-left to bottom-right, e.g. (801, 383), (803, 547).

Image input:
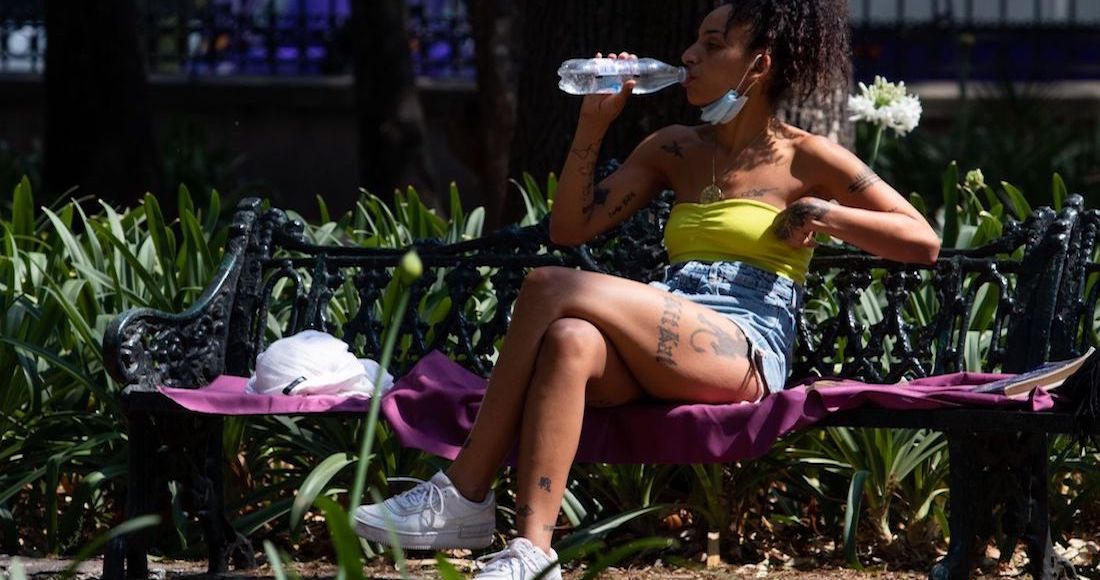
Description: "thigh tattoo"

(655, 296), (683, 367)
(690, 313), (748, 359)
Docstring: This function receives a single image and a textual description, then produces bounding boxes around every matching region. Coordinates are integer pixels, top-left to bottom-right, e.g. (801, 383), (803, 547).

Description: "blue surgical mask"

(700, 54), (762, 125)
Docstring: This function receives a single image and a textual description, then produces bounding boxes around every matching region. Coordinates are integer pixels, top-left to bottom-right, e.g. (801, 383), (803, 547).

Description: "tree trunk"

(466, 0), (521, 229)
(778, 83), (855, 148)
(509, 1), (853, 222)
(350, 0), (438, 207)
(44, 0), (160, 205)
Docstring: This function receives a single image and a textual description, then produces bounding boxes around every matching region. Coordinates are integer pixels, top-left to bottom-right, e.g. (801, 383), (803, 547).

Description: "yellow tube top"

(664, 198), (813, 284)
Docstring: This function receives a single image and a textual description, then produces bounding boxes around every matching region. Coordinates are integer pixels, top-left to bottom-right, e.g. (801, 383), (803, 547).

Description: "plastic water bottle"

(557, 57), (687, 95)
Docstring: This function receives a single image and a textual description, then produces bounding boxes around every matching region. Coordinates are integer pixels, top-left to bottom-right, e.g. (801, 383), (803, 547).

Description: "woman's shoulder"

(639, 124), (704, 151)
(789, 130), (860, 171)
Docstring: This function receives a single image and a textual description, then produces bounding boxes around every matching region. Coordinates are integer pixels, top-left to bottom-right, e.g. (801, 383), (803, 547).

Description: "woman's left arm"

(776, 136), (941, 264)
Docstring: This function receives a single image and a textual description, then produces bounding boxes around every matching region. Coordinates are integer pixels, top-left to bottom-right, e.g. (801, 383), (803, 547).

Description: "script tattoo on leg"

(656, 296), (683, 367)
(690, 314), (748, 359)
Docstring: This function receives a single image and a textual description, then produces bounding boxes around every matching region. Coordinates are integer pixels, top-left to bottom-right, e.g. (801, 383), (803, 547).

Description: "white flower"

(847, 76), (923, 136)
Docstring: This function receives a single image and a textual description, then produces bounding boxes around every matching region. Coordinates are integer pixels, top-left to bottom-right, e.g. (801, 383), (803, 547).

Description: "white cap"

(246, 330), (392, 397)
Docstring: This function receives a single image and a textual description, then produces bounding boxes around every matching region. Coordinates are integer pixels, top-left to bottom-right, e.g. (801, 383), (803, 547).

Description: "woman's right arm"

(549, 55), (670, 246)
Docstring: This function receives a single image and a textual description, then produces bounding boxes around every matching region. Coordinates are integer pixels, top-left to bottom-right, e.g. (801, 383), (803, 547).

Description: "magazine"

(971, 347), (1097, 398)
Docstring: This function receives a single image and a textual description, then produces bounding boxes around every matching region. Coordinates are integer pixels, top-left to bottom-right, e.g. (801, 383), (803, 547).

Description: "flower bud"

(398, 250), (423, 284)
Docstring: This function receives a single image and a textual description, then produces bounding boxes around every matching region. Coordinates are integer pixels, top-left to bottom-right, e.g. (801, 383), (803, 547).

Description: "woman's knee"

(520, 266), (580, 303)
(538, 318), (604, 366)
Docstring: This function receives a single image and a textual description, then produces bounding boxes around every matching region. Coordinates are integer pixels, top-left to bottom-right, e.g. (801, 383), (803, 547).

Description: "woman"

(354, 1), (940, 578)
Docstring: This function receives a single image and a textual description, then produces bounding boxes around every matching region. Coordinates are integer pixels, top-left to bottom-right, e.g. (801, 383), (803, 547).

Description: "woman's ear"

(754, 52), (772, 76)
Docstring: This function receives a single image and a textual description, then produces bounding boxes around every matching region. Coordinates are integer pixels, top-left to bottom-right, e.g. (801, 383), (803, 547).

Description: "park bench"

(101, 188), (1100, 580)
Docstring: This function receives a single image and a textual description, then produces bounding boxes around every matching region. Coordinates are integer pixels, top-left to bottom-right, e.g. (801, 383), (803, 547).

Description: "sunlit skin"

(442, 4), (940, 554)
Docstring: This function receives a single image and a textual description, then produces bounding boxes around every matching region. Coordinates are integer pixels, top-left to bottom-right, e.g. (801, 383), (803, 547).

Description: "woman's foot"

(352, 471), (495, 550)
(474, 537), (562, 579)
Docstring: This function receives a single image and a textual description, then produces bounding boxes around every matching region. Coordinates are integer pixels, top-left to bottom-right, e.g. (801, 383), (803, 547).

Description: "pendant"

(699, 184), (723, 204)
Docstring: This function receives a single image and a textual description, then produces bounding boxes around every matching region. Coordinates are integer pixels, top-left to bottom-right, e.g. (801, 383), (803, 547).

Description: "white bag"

(246, 330), (394, 397)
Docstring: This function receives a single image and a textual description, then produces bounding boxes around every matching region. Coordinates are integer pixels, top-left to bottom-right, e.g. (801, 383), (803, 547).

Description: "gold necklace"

(699, 123), (771, 204)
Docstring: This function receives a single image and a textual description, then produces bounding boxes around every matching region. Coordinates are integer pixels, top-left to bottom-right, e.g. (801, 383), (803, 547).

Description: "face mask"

(700, 54), (762, 125)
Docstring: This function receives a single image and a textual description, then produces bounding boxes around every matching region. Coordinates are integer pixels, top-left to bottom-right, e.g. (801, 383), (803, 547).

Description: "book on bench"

(971, 347), (1097, 398)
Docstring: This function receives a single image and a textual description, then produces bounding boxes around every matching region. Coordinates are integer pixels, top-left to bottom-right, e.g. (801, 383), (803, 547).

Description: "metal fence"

(0, 0), (473, 78)
(1, 1), (1098, 81)
(850, 0), (1100, 82)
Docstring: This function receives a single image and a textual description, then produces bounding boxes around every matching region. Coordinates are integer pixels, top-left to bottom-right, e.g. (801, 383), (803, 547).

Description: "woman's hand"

(579, 52), (637, 129)
(774, 197), (833, 248)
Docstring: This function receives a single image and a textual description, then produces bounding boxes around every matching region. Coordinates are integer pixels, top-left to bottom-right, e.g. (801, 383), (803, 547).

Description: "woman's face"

(680, 5), (762, 107)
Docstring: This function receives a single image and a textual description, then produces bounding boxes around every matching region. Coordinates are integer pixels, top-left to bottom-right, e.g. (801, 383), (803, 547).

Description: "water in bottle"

(557, 57), (687, 95)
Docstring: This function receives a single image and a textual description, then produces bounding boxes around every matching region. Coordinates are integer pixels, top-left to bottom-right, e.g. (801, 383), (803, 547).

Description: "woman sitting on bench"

(354, 1), (940, 577)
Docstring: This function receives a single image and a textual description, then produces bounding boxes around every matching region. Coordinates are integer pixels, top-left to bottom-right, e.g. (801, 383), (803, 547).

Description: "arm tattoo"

(606, 191), (637, 219)
(518, 504), (534, 518)
(581, 184), (611, 222)
(542, 524), (556, 532)
(571, 143), (601, 222)
(660, 140), (685, 159)
(538, 477), (552, 493)
(848, 168), (882, 195)
(690, 313), (748, 359)
(775, 200), (831, 243)
(570, 143), (596, 161)
(656, 296), (683, 367)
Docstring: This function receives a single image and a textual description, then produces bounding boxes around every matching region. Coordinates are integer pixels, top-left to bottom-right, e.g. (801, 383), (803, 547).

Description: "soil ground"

(5, 553), (1096, 580)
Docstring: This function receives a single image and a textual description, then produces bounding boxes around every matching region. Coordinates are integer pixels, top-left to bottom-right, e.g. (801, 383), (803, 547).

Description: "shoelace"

(476, 543), (527, 573)
(387, 476), (445, 516)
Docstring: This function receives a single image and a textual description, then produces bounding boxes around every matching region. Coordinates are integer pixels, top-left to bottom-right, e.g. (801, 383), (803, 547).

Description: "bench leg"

(1015, 433), (1076, 580)
(191, 416), (257, 574)
(103, 411), (157, 580)
(931, 431), (981, 580)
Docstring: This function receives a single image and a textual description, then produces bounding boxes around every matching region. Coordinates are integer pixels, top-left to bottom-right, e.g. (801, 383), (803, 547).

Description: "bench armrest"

(103, 199), (261, 393)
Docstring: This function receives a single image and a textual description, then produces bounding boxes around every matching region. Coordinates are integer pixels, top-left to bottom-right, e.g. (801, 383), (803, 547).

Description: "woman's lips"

(682, 75), (696, 87)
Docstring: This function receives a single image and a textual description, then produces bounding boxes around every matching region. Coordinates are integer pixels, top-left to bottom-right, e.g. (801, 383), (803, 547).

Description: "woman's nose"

(681, 48), (697, 66)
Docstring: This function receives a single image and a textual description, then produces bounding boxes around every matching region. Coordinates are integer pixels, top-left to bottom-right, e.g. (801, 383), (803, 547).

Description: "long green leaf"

(12, 176), (33, 251)
(290, 452), (355, 537)
(435, 555), (464, 580)
(843, 469), (869, 569)
(263, 540), (291, 580)
(1052, 173), (1067, 210)
(313, 497), (364, 580)
(89, 223), (171, 306)
(553, 504), (668, 554)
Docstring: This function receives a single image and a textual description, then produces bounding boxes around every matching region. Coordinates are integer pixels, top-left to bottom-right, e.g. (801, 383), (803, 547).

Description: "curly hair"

(725, 0), (851, 106)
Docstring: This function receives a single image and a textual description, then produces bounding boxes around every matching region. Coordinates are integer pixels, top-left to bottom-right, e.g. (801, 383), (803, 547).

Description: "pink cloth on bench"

(157, 376), (376, 415)
(158, 350), (1056, 464)
(379, 351), (1055, 464)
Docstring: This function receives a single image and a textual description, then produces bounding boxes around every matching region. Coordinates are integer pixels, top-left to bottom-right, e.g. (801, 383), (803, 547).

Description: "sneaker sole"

(352, 518), (494, 550)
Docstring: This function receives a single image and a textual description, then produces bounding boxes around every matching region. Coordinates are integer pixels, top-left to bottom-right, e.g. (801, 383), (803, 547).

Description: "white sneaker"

(352, 471), (495, 550)
(474, 538), (562, 580)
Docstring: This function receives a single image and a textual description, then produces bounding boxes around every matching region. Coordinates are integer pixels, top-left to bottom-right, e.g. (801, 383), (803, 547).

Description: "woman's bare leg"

(511, 318), (643, 553)
(446, 266), (765, 502)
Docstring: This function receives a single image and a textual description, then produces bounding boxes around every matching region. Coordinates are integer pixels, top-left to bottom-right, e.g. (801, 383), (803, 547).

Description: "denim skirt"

(648, 260), (802, 396)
